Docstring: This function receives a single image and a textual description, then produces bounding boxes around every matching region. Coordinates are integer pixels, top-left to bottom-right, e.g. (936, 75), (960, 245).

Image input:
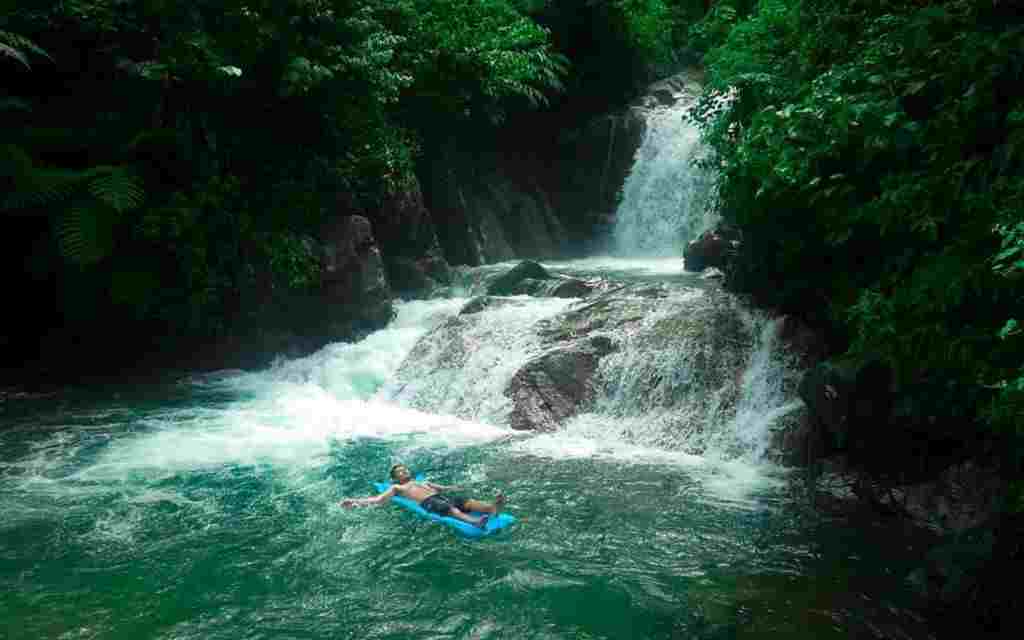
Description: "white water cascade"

(613, 99), (718, 256)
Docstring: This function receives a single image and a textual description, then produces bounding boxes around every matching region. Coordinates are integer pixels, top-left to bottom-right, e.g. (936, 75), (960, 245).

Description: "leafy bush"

(1, 0), (572, 351)
(694, 0), (1024, 499)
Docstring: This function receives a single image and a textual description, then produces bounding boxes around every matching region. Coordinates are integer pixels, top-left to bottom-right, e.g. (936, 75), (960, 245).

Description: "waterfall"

(613, 100), (717, 256)
(498, 287), (803, 467)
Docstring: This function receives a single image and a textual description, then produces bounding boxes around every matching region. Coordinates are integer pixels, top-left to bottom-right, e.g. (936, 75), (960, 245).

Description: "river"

(1, 259), (935, 640)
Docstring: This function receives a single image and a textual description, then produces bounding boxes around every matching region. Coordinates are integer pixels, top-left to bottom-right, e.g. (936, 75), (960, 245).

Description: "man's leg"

(463, 492), (506, 515)
(447, 506), (486, 526)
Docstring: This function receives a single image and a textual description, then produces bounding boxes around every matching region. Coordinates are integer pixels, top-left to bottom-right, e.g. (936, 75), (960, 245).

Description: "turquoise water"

(1, 261), (934, 640)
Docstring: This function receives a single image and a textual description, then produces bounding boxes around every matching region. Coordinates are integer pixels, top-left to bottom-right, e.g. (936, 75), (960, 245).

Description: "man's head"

(389, 463), (411, 484)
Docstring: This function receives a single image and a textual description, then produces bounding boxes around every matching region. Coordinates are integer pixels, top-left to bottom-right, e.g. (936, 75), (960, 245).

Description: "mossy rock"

(486, 260), (551, 295)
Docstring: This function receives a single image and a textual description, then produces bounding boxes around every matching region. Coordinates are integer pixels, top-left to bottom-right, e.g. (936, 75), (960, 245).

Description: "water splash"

(725, 318), (805, 461)
(383, 296), (577, 424)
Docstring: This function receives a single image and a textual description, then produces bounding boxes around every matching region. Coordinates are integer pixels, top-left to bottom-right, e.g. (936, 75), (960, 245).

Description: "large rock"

(200, 216), (394, 369)
(506, 335), (617, 431)
(796, 358), (894, 461)
(320, 214), (394, 332)
(774, 314), (829, 368)
(548, 277), (596, 299)
(631, 71), (705, 110)
(684, 228), (739, 272)
(372, 177), (452, 296)
(420, 141), (566, 266)
(486, 260), (552, 296)
(797, 361), (856, 453)
(550, 109), (646, 249)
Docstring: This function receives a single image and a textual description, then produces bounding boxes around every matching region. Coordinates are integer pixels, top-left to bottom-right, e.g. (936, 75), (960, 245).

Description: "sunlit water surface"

(1, 260), (934, 640)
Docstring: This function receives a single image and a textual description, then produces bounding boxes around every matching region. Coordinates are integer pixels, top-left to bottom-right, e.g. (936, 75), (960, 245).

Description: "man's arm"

(339, 485), (397, 508)
(424, 481), (460, 492)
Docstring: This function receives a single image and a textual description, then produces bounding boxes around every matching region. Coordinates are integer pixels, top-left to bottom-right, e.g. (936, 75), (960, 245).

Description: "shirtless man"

(340, 463), (506, 528)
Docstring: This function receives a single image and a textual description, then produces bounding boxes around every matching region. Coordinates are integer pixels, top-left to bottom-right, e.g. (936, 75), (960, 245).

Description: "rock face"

(319, 214), (395, 334)
(506, 335), (616, 431)
(198, 214), (395, 370)
(548, 278), (596, 298)
(549, 109), (647, 249)
(371, 177), (452, 296)
(486, 260), (552, 295)
(420, 143), (567, 266)
(796, 358), (896, 463)
(684, 228), (739, 272)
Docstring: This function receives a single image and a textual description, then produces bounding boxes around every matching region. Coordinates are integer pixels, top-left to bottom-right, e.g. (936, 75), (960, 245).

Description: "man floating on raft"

(340, 463), (507, 529)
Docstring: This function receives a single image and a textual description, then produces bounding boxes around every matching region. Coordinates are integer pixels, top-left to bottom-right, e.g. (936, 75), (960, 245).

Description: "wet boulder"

(549, 278), (597, 299)
(459, 296), (492, 315)
(371, 175), (452, 296)
(797, 358), (894, 459)
(506, 335), (616, 431)
(386, 253), (452, 298)
(458, 296), (518, 316)
(683, 229), (738, 272)
(797, 360), (857, 453)
(486, 260), (552, 296)
(320, 214), (393, 330)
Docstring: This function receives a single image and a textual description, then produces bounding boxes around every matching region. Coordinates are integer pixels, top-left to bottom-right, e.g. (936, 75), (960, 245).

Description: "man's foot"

(494, 492), (506, 514)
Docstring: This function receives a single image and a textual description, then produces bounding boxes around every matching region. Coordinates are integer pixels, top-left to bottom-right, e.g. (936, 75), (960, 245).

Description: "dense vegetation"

(690, 0), (1023, 626)
(1, 1), (704, 377)
(691, 0), (1023, 500)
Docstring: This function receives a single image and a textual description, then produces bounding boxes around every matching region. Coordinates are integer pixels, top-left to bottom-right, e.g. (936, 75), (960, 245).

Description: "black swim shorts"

(420, 493), (469, 516)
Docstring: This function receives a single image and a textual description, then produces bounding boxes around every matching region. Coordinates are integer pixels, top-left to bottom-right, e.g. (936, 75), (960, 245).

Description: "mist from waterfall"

(612, 101), (718, 256)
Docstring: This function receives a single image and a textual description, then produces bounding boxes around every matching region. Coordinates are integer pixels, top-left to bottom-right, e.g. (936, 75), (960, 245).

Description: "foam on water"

(507, 413), (786, 511)
(3, 299), (511, 502)
(1, 268), (801, 525)
(383, 296), (578, 424)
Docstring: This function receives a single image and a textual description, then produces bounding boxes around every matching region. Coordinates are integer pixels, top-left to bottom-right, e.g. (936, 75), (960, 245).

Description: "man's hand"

(340, 498), (359, 509)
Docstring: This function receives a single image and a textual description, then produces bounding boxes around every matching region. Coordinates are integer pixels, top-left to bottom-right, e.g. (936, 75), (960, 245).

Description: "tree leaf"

(88, 168), (144, 213)
(55, 205), (118, 265)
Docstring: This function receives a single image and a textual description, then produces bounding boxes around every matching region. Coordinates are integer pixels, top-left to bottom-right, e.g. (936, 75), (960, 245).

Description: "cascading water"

(613, 96), (718, 256)
(0, 94), (935, 639)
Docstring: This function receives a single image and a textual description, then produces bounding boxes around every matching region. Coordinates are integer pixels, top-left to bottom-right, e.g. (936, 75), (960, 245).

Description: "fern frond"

(55, 204), (118, 265)
(0, 31), (51, 68)
(0, 144), (33, 180)
(2, 167), (87, 212)
(1, 42), (29, 68)
(88, 167), (145, 212)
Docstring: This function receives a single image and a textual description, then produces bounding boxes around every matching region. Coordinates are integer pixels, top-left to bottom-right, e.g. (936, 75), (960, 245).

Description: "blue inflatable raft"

(373, 475), (515, 538)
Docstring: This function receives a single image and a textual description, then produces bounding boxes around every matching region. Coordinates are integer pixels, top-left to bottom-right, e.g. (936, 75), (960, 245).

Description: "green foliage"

(694, 0), (1024, 476)
(55, 204), (119, 266)
(262, 233), (319, 291)
(88, 167), (144, 213)
(1, 145), (145, 265)
(615, 0), (674, 66)
(397, 0), (567, 122)
(0, 0), (714, 361)
(0, 0), (577, 344)
(0, 29), (50, 68)
(688, 0), (759, 53)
